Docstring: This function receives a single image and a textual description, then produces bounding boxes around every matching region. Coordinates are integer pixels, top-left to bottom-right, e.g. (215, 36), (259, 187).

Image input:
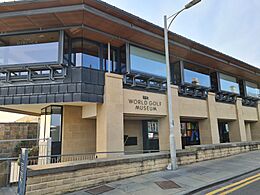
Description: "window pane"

(246, 81), (259, 97)
(71, 39), (101, 69)
(50, 106), (62, 142)
(0, 32), (59, 65)
(50, 114), (61, 142)
(82, 41), (100, 69)
(103, 47), (119, 72)
(63, 33), (69, 64)
(219, 73), (240, 94)
(184, 69), (211, 87)
(130, 46), (166, 77)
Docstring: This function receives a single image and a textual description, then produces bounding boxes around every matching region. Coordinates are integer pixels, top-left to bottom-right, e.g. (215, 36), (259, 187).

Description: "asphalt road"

(194, 170), (260, 195)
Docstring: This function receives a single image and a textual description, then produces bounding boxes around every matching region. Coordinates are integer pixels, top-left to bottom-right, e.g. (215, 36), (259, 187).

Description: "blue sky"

(104, 0), (260, 68)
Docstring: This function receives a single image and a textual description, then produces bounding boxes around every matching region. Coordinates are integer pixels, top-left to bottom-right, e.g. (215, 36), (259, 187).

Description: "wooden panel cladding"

(0, 0), (258, 84)
(0, 0), (82, 13)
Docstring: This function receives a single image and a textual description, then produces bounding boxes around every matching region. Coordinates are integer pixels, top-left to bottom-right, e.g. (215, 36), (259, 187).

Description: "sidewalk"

(69, 150), (260, 195)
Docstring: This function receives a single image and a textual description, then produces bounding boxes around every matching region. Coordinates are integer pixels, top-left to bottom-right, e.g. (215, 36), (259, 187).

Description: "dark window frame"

(0, 30), (64, 68)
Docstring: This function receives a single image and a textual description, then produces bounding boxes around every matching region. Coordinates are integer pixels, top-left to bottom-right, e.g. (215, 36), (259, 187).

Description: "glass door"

(181, 121), (200, 149)
(142, 121), (159, 152)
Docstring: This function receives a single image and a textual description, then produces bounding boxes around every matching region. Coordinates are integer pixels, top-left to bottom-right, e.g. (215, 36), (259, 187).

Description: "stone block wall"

(177, 141), (260, 165)
(0, 123), (38, 158)
(26, 141), (260, 195)
(26, 153), (169, 195)
(0, 122), (38, 187)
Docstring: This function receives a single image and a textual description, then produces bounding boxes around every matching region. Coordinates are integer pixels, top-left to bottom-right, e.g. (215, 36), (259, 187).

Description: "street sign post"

(17, 148), (29, 195)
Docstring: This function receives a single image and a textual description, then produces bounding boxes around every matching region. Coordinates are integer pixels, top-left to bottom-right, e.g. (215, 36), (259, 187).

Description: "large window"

(245, 81), (259, 98)
(219, 73), (240, 94)
(184, 68), (211, 87)
(71, 39), (101, 69)
(0, 32), (59, 66)
(130, 45), (166, 77)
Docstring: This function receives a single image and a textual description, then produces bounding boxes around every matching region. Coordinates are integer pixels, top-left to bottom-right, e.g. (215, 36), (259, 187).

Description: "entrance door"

(218, 122), (230, 143)
(142, 121), (159, 152)
(181, 121), (200, 149)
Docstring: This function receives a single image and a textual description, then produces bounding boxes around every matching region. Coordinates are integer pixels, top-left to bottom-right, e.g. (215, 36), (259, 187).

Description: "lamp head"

(185, 0), (201, 9)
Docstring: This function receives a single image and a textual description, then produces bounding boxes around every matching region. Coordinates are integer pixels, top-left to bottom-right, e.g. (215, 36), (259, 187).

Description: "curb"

(182, 167), (260, 195)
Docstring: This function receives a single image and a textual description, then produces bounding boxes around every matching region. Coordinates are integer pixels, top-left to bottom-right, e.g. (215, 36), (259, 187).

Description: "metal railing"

(0, 149), (164, 187)
(0, 138), (48, 187)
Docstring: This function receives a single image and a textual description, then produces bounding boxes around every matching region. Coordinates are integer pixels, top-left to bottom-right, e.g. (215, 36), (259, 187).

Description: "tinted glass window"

(219, 73), (240, 94)
(130, 45), (166, 77)
(71, 39), (100, 69)
(245, 81), (259, 98)
(82, 41), (100, 69)
(50, 106), (62, 142)
(103, 47), (119, 72)
(184, 69), (211, 87)
(0, 32), (59, 65)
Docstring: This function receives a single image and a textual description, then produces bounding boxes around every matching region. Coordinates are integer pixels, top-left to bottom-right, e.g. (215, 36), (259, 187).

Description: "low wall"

(178, 141), (260, 165)
(26, 141), (260, 195)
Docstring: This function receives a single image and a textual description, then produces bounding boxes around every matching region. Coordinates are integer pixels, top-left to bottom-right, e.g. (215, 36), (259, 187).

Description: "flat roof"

(0, 0), (259, 83)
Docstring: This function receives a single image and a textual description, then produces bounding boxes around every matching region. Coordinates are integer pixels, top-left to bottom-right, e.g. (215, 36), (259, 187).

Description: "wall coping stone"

(27, 141), (260, 177)
(186, 141), (260, 150)
(27, 152), (170, 177)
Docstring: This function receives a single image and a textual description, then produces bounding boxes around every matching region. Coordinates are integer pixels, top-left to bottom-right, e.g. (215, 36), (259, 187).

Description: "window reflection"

(130, 45), (166, 77)
(0, 32), (59, 65)
(245, 81), (259, 98)
(103, 47), (119, 72)
(71, 39), (100, 69)
(219, 73), (240, 94)
(184, 69), (211, 87)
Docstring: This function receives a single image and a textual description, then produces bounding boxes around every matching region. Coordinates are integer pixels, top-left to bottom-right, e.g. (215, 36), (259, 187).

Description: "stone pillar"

(96, 73), (124, 157)
(245, 122), (252, 141)
(38, 114), (51, 164)
(170, 85), (182, 150)
(251, 102), (260, 141)
(229, 98), (247, 142)
(159, 116), (170, 151)
(199, 92), (220, 144)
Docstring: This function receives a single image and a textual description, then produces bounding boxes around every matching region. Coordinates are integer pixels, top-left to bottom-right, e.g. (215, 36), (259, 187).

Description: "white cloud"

(104, 0), (260, 68)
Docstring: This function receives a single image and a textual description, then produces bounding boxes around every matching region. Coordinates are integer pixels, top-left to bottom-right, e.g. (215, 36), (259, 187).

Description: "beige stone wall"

(62, 106), (96, 155)
(199, 92), (220, 145)
(171, 85), (183, 150)
(179, 97), (208, 118)
(245, 122), (252, 141)
(158, 116), (170, 151)
(57, 74), (260, 155)
(96, 73), (124, 156)
(178, 142), (260, 165)
(229, 98), (247, 142)
(242, 106), (258, 121)
(124, 120), (143, 152)
(215, 102), (237, 120)
(251, 102), (260, 141)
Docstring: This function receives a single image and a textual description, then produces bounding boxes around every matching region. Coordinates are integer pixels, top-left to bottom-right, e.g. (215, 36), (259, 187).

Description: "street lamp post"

(164, 0), (201, 171)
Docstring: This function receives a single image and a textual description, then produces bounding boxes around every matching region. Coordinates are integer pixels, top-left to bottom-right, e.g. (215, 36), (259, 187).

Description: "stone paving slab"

(68, 150), (260, 195)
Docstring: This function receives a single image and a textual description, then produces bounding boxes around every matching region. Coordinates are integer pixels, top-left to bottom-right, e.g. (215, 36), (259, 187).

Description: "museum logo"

(128, 96), (162, 112)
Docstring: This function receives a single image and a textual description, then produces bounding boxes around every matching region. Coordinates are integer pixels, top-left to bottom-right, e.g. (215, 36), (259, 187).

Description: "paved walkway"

(69, 150), (260, 195)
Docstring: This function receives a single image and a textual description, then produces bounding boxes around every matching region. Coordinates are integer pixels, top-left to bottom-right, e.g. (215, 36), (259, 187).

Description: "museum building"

(0, 0), (259, 157)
